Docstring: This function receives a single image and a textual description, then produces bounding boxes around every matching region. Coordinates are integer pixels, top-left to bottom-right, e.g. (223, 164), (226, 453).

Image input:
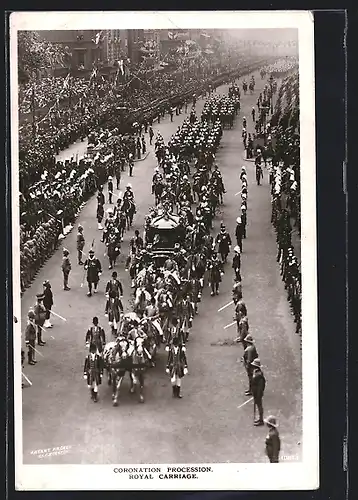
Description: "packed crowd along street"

(18, 35), (301, 465)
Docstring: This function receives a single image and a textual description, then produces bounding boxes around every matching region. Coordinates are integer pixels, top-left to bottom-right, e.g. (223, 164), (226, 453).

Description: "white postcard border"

(10, 10), (318, 491)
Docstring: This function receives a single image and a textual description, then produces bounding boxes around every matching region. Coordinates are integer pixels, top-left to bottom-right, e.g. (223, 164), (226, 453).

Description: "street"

(21, 70), (302, 464)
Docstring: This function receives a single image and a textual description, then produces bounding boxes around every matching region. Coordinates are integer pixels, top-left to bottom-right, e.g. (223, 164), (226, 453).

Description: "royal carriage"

(145, 211), (186, 267)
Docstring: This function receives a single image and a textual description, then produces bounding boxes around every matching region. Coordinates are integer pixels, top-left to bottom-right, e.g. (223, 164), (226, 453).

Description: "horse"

(133, 287), (151, 318)
(122, 198), (136, 230)
(103, 339), (132, 407)
(126, 335), (151, 403)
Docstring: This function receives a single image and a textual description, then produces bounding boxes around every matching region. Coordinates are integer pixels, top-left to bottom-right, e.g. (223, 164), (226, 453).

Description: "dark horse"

(122, 198), (136, 230)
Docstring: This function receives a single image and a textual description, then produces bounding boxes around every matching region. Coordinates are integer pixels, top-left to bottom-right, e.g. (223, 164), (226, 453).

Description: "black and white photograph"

(10, 11), (318, 491)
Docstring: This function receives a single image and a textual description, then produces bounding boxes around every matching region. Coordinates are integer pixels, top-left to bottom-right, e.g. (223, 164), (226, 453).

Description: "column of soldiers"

(270, 164), (301, 336)
(231, 159), (280, 462)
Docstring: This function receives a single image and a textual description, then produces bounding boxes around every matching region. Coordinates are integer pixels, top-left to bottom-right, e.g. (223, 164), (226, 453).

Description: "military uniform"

(34, 294), (47, 345)
(25, 311), (37, 365)
(243, 335), (258, 395)
(265, 417), (281, 462)
(83, 346), (104, 402)
(76, 226), (85, 264)
(42, 281), (53, 328)
(166, 338), (188, 398)
(251, 359), (266, 426)
(84, 251), (102, 296)
(61, 249), (71, 290)
(85, 321), (106, 354)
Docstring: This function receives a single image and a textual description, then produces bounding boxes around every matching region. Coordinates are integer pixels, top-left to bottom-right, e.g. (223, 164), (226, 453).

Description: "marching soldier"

(207, 252), (224, 296)
(85, 316), (106, 354)
(232, 245), (242, 282)
(76, 224), (85, 265)
(265, 415), (281, 462)
(61, 248), (71, 291)
(34, 293), (47, 346)
(107, 176), (114, 204)
(25, 310), (37, 365)
(84, 249), (102, 296)
(242, 335), (258, 396)
(165, 336), (188, 399)
(42, 280), (53, 328)
(251, 358), (266, 426)
(83, 342), (104, 403)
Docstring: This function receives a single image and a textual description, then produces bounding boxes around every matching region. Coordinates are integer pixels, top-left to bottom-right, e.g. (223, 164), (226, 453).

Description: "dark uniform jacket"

(208, 259), (224, 283)
(265, 428), (281, 463)
(166, 345), (188, 378)
(83, 353), (104, 386)
(105, 297), (122, 321)
(25, 322), (37, 341)
(76, 232), (85, 251)
(232, 253), (241, 271)
(243, 344), (258, 371)
(85, 325), (106, 352)
(235, 223), (244, 242)
(216, 232), (232, 252)
(62, 256), (71, 273)
(251, 368), (266, 401)
(43, 288), (53, 310)
(84, 257), (102, 283)
(105, 279), (123, 297)
(34, 303), (47, 326)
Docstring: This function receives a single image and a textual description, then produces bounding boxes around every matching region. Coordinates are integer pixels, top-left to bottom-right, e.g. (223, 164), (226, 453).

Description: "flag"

(63, 72), (71, 90)
(92, 31), (103, 45)
(118, 59), (124, 75)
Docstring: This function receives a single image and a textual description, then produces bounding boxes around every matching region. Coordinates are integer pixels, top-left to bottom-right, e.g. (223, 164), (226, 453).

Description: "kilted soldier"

(83, 342), (104, 403)
(105, 271), (124, 299)
(61, 248), (71, 291)
(165, 336), (188, 399)
(107, 176), (114, 204)
(251, 358), (266, 426)
(42, 280), (53, 328)
(264, 416), (281, 462)
(85, 316), (106, 354)
(105, 290), (123, 334)
(34, 293), (47, 346)
(84, 249), (102, 296)
(25, 310), (37, 365)
(232, 246), (242, 282)
(242, 335), (258, 396)
(76, 224), (85, 265)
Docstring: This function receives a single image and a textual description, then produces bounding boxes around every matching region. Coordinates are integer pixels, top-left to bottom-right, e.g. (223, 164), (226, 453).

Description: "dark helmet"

(92, 316), (99, 325)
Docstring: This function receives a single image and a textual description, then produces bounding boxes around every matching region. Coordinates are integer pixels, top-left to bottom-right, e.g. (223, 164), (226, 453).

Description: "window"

(77, 51), (85, 67)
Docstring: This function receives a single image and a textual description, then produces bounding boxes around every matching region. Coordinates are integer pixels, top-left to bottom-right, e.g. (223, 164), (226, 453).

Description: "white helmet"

(126, 183), (132, 189)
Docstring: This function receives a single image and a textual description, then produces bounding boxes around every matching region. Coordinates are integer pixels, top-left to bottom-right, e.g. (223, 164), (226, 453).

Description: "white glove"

(98, 272), (102, 276)
(184, 368), (188, 375)
(165, 368), (170, 374)
(104, 313), (108, 317)
(83, 375), (87, 380)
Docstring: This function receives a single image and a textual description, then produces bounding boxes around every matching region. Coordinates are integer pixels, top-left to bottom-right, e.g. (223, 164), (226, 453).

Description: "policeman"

(76, 224), (85, 265)
(42, 280), (53, 328)
(34, 293), (47, 346)
(61, 248), (71, 291)
(251, 358), (266, 426)
(264, 416), (281, 462)
(242, 335), (258, 396)
(25, 310), (37, 365)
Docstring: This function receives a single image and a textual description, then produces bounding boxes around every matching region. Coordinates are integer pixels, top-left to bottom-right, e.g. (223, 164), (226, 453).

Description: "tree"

(18, 31), (67, 83)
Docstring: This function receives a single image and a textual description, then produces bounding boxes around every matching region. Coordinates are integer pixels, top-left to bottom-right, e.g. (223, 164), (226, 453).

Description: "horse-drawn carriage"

(145, 211), (186, 267)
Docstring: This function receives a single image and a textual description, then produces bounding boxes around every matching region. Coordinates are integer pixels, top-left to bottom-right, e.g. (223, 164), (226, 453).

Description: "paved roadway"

(21, 70), (302, 464)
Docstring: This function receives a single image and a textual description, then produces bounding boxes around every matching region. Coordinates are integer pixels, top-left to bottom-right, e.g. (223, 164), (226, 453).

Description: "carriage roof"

(149, 213), (180, 230)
